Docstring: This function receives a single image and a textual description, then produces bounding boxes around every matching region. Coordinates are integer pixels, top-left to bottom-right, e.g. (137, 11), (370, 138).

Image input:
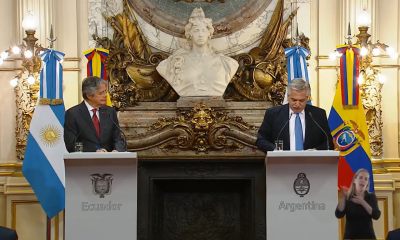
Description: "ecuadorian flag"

(328, 44), (374, 192)
(84, 48), (112, 106)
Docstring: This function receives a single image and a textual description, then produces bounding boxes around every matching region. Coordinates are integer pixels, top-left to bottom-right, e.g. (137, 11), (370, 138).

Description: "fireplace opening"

(151, 179), (252, 240)
(137, 160), (266, 240)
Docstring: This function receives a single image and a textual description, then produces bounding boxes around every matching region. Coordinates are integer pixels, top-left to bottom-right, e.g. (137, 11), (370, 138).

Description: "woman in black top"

(335, 168), (381, 240)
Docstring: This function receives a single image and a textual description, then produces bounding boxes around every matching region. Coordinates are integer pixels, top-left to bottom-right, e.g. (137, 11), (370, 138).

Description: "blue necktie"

(295, 113), (303, 150)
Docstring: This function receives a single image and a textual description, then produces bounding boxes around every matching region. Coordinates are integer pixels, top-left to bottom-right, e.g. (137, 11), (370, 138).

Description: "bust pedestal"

(177, 96), (227, 109)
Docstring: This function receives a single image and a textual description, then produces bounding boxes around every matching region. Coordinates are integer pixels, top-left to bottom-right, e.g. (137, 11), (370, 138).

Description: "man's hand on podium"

(95, 148), (119, 152)
(95, 146), (119, 152)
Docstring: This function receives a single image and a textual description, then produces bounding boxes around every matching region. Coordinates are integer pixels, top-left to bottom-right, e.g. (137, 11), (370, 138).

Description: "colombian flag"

(84, 48), (112, 106)
(328, 45), (374, 192)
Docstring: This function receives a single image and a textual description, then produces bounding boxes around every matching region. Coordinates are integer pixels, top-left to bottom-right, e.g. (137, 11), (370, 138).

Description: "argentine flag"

(22, 50), (67, 219)
(283, 46), (312, 105)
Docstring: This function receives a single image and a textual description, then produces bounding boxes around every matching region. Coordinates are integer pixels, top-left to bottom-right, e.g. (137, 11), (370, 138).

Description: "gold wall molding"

(0, 68), (24, 71)
(0, 67), (80, 72)
(63, 68), (80, 72)
(316, 66), (340, 69)
(375, 187), (395, 191)
(374, 180), (395, 190)
(373, 169), (389, 174)
(374, 65), (400, 68)
(0, 172), (24, 177)
(0, 164), (23, 178)
(317, 65), (399, 70)
(392, 178), (400, 189)
(383, 159), (400, 163)
(372, 160), (386, 164)
(63, 58), (80, 62)
(0, 163), (22, 168)
(4, 58), (22, 61)
(317, 55), (398, 59)
(11, 200), (40, 229)
(55, 213), (60, 240)
(2, 57), (79, 62)
(4, 184), (34, 195)
(378, 197), (389, 240)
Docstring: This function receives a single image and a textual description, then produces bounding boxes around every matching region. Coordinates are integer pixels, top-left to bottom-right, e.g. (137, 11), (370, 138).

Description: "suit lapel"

(304, 105), (312, 149)
(79, 102), (100, 140)
(281, 104), (290, 150)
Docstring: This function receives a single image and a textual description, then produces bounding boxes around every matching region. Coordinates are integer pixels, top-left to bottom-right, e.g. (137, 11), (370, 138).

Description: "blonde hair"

(347, 168), (370, 200)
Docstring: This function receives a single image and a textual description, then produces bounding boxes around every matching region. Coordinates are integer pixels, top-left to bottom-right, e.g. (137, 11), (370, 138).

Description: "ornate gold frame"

(95, 0), (304, 109)
(15, 74), (40, 160)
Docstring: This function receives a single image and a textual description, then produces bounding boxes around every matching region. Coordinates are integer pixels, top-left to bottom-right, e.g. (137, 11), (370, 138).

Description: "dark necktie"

(92, 109), (100, 137)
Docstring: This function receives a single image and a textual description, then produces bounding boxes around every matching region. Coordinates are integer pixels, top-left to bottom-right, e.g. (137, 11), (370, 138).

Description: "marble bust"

(156, 8), (239, 97)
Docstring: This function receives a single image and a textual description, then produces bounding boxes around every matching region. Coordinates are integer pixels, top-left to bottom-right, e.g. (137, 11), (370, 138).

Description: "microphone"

(107, 112), (128, 152)
(308, 112), (330, 150)
(73, 115), (93, 152)
(276, 113), (293, 143)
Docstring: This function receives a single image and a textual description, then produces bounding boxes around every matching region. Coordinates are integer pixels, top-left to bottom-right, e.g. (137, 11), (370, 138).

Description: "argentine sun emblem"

(293, 173), (310, 197)
(40, 125), (61, 147)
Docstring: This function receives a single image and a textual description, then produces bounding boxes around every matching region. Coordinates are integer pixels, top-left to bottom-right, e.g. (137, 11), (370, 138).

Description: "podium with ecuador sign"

(64, 152), (137, 240)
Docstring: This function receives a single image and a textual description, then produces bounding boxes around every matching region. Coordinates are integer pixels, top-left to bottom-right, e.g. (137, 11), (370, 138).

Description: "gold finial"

(346, 22), (354, 45)
(47, 24), (57, 49)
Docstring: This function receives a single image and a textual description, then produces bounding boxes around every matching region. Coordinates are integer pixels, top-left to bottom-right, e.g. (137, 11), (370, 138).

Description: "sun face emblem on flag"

(40, 125), (61, 147)
(333, 120), (366, 152)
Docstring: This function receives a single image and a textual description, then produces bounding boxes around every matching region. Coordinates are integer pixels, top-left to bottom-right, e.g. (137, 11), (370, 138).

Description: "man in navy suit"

(64, 76), (125, 152)
(256, 78), (334, 152)
(386, 228), (400, 240)
(0, 226), (18, 240)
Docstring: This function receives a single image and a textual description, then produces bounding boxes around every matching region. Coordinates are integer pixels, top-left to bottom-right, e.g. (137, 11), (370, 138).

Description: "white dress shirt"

(289, 108), (305, 151)
(84, 100), (100, 122)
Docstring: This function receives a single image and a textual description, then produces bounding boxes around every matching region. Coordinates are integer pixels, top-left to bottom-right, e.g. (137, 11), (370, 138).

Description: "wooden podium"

(265, 150), (339, 240)
(64, 152), (137, 240)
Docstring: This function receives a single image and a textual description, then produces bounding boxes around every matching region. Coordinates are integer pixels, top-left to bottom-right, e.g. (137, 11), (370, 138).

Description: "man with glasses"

(64, 76), (125, 152)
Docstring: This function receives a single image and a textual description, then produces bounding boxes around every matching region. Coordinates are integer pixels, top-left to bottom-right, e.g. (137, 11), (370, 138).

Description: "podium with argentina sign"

(64, 152), (137, 240)
(266, 151), (339, 240)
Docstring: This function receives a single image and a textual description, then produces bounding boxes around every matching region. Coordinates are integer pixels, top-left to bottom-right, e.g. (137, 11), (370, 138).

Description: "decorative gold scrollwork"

(15, 75), (40, 160)
(94, 0), (176, 109)
(225, 0), (302, 105)
(95, 0), (304, 107)
(359, 69), (383, 156)
(147, 104), (257, 153)
(356, 26), (386, 156)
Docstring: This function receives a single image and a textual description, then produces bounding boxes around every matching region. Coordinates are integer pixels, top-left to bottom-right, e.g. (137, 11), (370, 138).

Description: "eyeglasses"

(96, 90), (107, 96)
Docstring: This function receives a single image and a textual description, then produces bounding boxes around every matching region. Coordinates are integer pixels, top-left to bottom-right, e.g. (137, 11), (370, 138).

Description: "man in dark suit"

(64, 76), (125, 152)
(256, 78), (334, 152)
(386, 228), (400, 240)
(0, 226), (18, 240)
